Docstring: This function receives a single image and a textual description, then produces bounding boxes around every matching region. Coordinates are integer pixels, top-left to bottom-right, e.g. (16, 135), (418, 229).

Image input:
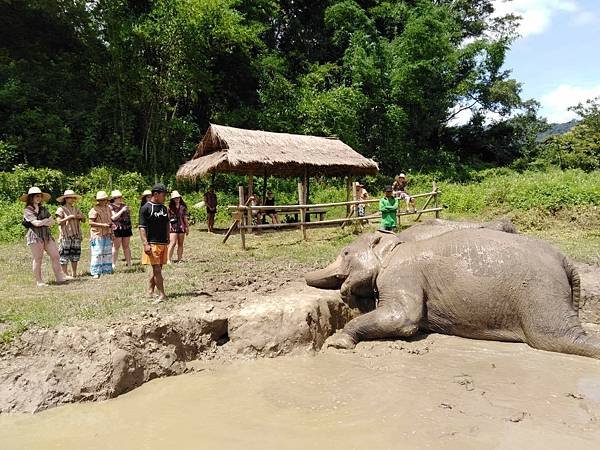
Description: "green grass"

(1, 167), (600, 343)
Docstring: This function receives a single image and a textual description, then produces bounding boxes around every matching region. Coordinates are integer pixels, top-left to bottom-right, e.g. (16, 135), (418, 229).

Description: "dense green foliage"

(528, 97), (600, 171)
(1, 165), (598, 243)
(1, 0), (549, 175)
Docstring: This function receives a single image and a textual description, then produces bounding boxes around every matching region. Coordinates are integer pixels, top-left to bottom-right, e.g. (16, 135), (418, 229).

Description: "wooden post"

(346, 178), (352, 217)
(433, 181), (439, 218)
(238, 185), (246, 250)
(261, 171), (268, 204)
(304, 167), (310, 222)
(247, 174), (254, 231)
(298, 181), (307, 241)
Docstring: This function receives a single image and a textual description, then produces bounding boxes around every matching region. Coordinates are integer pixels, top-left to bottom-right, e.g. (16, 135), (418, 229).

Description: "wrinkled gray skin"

(305, 228), (600, 359)
(396, 218), (517, 242)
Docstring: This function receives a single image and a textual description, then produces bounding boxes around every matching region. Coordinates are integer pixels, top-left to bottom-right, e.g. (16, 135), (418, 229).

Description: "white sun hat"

(96, 191), (110, 201)
(110, 190), (123, 199)
(140, 189), (152, 200)
(57, 189), (82, 203)
(19, 186), (51, 202)
(170, 190), (182, 199)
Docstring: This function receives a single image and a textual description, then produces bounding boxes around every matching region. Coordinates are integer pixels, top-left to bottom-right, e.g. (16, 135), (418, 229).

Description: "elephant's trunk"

(305, 256), (345, 289)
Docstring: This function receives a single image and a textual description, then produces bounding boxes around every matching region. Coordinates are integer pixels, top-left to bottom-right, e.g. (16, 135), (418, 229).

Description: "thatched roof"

(176, 124), (379, 179)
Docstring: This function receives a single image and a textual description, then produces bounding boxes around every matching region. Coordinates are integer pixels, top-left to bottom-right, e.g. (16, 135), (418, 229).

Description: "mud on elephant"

(305, 228), (600, 359)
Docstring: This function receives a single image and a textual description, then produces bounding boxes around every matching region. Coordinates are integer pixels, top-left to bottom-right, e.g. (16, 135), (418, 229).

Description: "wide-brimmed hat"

(170, 190), (182, 199)
(110, 190), (123, 199)
(398, 173), (406, 178)
(19, 187), (51, 202)
(57, 189), (82, 203)
(140, 189), (152, 200)
(96, 191), (110, 201)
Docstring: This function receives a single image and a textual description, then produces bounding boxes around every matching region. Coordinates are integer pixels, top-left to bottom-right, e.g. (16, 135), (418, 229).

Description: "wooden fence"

(223, 182), (441, 249)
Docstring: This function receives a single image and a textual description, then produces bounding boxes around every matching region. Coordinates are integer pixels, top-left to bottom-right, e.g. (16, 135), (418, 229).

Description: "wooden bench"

(262, 207), (326, 223)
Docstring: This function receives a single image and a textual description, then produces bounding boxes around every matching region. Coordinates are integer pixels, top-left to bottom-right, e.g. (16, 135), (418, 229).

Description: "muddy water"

(2, 334), (600, 450)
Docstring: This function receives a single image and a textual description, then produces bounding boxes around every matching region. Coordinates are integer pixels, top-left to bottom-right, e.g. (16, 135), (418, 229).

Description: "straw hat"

(57, 189), (82, 203)
(140, 189), (152, 200)
(19, 187), (51, 202)
(110, 190), (123, 199)
(170, 190), (182, 199)
(398, 173), (406, 178)
(96, 191), (110, 201)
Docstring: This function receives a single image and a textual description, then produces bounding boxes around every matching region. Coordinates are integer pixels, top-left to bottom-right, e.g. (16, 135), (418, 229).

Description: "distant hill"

(537, 119), (578, 142)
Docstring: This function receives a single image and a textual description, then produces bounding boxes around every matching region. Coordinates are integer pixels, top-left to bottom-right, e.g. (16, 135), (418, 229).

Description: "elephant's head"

(305, 231), (402, 303)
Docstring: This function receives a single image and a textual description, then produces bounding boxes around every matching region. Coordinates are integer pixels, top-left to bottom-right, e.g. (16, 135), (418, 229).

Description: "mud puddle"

(2, 334), (600, 450)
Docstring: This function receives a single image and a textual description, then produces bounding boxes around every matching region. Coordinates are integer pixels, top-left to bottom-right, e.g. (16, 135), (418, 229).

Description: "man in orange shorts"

(138, 183), (170, 302)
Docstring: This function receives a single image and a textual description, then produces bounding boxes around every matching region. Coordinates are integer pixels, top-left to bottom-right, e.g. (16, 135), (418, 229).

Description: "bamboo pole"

(239, 185), (246, 250)
(415, 189), (436, 221)
(433, 181), (440, 218)
(346, 178), (352, 217)
(298, 181), (307, 240)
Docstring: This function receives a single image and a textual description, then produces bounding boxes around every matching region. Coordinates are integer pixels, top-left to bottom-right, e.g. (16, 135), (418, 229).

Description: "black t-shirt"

(138, 201), (169, 244)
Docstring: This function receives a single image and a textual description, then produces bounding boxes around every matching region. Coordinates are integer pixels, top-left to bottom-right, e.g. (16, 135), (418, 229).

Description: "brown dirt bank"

(1, 260), (599, 415)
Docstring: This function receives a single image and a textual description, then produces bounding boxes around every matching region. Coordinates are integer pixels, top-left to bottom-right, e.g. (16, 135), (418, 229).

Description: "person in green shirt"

(379, 185), (398, 231)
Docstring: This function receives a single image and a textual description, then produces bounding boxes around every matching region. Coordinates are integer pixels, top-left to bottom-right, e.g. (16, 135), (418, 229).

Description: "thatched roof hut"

(176, 124), (379, 180)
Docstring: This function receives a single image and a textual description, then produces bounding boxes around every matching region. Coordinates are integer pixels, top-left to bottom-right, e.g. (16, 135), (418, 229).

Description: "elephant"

(396, 218), (517, 242)
(304, 229), (600, 359)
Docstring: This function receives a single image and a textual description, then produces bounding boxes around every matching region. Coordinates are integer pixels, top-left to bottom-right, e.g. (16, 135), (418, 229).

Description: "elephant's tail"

(564, 258), (582, 311)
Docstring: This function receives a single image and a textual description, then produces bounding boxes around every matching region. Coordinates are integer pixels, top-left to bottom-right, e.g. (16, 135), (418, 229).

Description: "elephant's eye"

(343, 251), (349, 256)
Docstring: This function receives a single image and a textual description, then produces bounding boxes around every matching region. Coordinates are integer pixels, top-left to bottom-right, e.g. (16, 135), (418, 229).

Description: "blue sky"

(498, 0), (600, 122)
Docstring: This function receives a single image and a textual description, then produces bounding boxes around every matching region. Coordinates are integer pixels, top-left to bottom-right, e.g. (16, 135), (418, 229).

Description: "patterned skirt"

(59, 237), (82, 264)
(90, 236), (113, 276)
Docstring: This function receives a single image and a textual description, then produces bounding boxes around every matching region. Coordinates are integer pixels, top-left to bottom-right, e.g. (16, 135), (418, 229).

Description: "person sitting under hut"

(264, 191), (279, 224)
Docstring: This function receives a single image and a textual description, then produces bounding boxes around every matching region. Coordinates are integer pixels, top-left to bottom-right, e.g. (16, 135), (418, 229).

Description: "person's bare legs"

(147, 266), (156, 296)
(153, 264), (166, 300)
(30, 241), (45, 285)
(71, 261), (78, 277)
(112, 237), (122, 268)
(207, 213), (215, 232)
(167, 233), (177, 263)
(45, 240), (67, 283)
(61, 263), (69, 277)
(176, 234), (185, 261)
(122, 236), (132, 266)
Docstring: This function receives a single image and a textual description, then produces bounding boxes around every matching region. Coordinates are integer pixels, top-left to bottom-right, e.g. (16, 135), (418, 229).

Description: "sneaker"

(36, 282), (48, 287)
(92, 275), (100, 279)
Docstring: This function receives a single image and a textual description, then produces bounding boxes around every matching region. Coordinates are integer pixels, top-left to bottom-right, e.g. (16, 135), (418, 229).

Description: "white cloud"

(493, 0), (580, 36)
(572, 10), (598, 25)
(539, 84), (600, 122)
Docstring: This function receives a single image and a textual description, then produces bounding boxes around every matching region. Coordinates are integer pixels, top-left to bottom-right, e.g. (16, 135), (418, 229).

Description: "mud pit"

(2, 335), (600, 449)
(1, 260), (600, 448)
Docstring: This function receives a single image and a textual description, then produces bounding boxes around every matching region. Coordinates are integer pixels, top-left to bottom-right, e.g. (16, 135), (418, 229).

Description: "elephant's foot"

(323, 332), (357, 350)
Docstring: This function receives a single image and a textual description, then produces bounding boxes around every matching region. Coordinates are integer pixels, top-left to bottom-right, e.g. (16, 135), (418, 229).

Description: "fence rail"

(223, 182), (441, 249)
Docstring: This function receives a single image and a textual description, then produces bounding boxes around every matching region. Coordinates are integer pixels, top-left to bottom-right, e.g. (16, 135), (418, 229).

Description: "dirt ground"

(1, 224), (600, 448)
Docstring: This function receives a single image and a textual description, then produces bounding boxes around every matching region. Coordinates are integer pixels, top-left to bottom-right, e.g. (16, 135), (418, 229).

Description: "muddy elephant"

(305, 229), (600, 359)
(396, 218), (517, 242)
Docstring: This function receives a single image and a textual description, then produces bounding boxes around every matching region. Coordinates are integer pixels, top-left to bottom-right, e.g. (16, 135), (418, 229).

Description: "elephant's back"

(392, 229), (572, 339)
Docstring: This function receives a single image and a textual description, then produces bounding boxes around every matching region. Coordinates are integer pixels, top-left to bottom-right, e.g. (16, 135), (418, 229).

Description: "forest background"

(0, 0), (599, 243)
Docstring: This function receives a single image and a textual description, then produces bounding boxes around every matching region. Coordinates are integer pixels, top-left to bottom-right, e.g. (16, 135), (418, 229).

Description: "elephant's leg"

(325, 297), (423, 350)
(521, 291), (600, 359)
(524, 325), (600, 359)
